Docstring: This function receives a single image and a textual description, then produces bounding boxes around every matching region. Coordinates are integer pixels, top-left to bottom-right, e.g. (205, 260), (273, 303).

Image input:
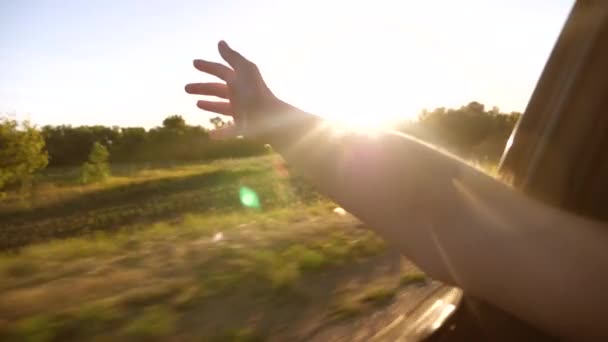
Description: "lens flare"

(239, 186), (260, 209)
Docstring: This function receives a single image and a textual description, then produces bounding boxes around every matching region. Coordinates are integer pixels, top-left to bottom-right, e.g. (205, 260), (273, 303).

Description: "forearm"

(265, 101), (608, 340)
(264, 101), (490, 282)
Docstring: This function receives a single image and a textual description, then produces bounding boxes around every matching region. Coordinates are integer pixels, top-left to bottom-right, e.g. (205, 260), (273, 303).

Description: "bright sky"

(0, 0), (573, 129)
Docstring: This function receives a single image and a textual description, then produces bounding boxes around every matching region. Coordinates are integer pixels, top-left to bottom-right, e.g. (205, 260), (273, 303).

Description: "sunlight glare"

(324, 117), (382, 138)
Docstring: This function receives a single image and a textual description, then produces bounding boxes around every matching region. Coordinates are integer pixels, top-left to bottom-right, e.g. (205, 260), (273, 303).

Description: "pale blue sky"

(1, 0), (573, 128)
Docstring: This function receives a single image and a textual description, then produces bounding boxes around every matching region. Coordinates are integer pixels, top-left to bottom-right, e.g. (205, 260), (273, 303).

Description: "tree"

(42, 125), (119, 166)
(40, 115), (263, 166)
(162, 115), (187, 131)
(209, 116), (226, 129)
(403, 102), (521, 163)
(110, 127), (147, 163)
(79, 142), (111, 184)
(0, 119), (48, 191)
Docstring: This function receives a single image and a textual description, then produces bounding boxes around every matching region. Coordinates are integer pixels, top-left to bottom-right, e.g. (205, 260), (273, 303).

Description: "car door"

(424, 1), (608, 341)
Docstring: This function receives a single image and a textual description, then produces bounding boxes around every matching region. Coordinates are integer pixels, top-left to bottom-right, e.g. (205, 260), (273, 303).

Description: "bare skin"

(185, 41), (608, 340)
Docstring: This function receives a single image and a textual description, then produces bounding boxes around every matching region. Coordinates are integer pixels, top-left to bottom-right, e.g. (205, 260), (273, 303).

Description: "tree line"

(0, 103), (521, 191)
(41, 115), (265, 167)
(401, 101), (520, 163)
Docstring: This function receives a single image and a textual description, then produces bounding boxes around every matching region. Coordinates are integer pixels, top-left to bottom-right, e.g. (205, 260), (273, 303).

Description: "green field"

(0, 156), (427, 341)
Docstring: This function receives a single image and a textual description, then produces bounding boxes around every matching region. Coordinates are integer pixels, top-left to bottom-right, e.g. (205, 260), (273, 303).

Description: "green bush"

(79, 142), (110, 184)
(0, 119), (48, 192)
(41, 115), (267, 167)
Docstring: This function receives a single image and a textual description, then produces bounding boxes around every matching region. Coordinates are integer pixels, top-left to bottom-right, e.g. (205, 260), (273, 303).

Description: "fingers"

(185, 83), (229, 99)
(193, 59), (235, 82)
(196, 100), (233, 116)
(218, 40), (252, 70)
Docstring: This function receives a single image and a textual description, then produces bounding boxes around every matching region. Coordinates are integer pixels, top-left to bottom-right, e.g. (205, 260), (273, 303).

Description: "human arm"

(185, 41), (608, 340)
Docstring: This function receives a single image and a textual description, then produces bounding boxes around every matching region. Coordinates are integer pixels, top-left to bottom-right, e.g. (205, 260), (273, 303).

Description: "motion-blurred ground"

(0, 156), (430, 341)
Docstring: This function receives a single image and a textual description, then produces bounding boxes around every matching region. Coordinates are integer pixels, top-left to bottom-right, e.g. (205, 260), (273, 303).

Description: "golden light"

(321, 117), (382, 138)
(270, 47), (426, 131)
(262, 2), (431, 130)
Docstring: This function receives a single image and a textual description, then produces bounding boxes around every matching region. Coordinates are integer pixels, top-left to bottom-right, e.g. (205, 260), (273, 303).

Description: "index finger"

(218, 40), (251, 70)
(193, 59), (235, 82)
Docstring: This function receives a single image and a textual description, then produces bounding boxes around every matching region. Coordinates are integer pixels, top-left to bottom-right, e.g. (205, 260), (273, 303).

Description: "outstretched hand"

(185, 41), (277, 138)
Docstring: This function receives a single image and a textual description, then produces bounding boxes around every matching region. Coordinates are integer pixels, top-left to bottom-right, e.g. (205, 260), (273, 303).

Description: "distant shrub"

(401, 102), (521, 163)
(42, 115), (267, 167)
(0, 119), (48, 192)
(79, 142), (111, 184)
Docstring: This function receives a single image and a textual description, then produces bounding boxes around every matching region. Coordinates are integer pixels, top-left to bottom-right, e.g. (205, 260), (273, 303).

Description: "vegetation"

(41, 115), (266, 167)
(401, 101), (520, 164)
(1, 102), (518, 192)
(329, 270), (427, 322)
(0, 154), (425, 341)
(400, 272), (427, 286)
(79, 142), (111, 184)
(210, 116), (230, 129)
(0, 119), (48, 192)
(0, 157), (323, 249)
(0, 102), (518, 340)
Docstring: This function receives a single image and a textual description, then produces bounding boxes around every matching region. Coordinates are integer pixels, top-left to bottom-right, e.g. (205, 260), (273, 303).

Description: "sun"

(296, 69), (421, 131)
(269, 41), (424, 131)
(315, 99), (418, 136)
(317, 116), (382, 138)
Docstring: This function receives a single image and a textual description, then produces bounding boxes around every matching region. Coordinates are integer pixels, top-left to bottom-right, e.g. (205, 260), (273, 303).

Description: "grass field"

(0, 156), (427, 341)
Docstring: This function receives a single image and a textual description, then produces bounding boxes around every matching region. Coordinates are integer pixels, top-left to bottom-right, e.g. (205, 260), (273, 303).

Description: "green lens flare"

(239, 186), (260, 209)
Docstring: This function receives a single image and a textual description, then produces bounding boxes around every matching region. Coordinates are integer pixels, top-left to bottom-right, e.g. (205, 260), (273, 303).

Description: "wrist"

(253, 98), (322, 147)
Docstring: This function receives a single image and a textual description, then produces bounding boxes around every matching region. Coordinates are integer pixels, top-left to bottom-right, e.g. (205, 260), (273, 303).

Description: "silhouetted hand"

(185, 41), (278, 138)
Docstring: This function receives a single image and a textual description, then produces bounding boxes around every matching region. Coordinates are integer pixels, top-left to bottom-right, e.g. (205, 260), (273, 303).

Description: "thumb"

(218, 40), (250, 69)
